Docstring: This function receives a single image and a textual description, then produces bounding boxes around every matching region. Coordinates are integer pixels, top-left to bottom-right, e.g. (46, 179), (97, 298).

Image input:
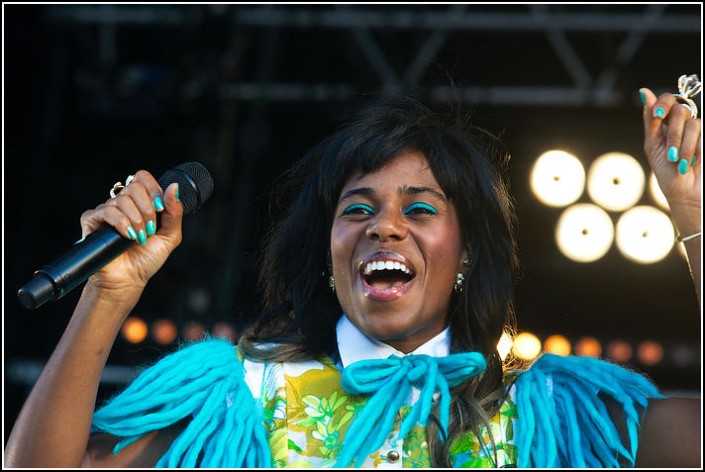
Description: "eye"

(404, 202), (438, 215)
(342, 203), (375, 216)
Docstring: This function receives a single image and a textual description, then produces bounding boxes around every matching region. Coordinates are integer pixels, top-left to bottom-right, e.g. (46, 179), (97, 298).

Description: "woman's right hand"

(79, 170), (183, 296)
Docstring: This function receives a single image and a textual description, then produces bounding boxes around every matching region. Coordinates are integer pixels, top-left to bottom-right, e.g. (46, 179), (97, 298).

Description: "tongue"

(369, 276), (407, 290)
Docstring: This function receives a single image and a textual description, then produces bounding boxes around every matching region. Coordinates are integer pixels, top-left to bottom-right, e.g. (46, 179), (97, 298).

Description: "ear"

(458, 246), (472, 275)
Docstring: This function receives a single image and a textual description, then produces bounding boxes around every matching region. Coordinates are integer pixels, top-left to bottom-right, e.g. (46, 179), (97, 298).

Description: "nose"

(365, 209), (408, 242)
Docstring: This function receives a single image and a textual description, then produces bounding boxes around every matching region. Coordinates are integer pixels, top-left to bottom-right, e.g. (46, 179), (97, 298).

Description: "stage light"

(121, 317), (148, 344)
(512, 332), (542, 361)
(637, 340), (663, 366)
(615, 206), (674, 264)
(587, 152), (645, 212)
(530, 150), (585, 207)
(152, 318), (178, 345)
(669, 344), (695, 368)
(182, 320), (206, 342)
(555, 204), (614, 262)
(574, 336), (602, 357)
(606, 339), (633, 363)
(648, 173), (669, 211)
(543, 334), (571, 356)
(497, 331), (513, 361)
(212, 321), (237, 342)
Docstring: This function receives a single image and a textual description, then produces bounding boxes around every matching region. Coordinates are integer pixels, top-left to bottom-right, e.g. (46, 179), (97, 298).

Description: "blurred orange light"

(212, 321), (237, 342)
(543, 335), (571, 356)
(574, 336), (602, 358)
(183, 320), (206, 342)
(637, 340), (664, 366)
(606, 339), (633, 363)
(152, 319), (178, 345)
(121, 317), (148, 344)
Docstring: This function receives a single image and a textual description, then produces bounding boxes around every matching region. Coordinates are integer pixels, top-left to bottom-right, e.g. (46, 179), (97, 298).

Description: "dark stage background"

(3, 4), (702, 445)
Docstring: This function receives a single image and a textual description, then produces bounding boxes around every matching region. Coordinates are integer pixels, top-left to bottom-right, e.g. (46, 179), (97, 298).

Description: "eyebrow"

(338, 186), (447, 204)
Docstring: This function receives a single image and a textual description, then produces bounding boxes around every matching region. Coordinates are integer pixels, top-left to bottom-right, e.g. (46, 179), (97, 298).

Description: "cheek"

(330, 222), (355, 274)
(420, 223), (464, 277)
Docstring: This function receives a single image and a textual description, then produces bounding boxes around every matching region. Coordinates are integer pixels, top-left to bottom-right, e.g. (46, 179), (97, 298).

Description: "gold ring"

(109, 174), (135, 198)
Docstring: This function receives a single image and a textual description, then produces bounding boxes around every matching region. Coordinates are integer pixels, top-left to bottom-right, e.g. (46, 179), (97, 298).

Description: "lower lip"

(361, 276), (415, 302)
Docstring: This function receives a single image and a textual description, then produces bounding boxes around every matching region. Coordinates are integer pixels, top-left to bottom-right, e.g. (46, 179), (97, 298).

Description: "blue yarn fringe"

(91, 338), (272, 467)
(336, 352), (486, 468)
(514, 353), (663, 468)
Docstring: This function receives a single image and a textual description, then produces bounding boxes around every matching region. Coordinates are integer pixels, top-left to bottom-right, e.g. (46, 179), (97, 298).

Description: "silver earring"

(329, 275), (336, 292)
(463, 257), (472, 267)
(453, 273), (465, 293)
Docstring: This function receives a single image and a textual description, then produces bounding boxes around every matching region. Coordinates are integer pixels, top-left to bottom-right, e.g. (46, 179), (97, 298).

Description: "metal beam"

(45, 6), (701, 33)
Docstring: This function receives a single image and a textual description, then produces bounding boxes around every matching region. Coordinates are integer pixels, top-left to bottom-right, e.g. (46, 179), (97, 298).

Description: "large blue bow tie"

(335, 352), (486, 467)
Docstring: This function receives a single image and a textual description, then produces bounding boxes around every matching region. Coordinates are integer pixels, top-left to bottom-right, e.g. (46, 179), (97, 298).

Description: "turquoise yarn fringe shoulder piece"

(91, 338), (272, 467)
(335, 352), (486, 468)
(513, 353), (663, 468)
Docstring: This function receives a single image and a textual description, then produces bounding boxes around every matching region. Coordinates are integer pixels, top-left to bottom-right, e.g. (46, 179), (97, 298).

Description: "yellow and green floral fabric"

(240, 352), (518, 468)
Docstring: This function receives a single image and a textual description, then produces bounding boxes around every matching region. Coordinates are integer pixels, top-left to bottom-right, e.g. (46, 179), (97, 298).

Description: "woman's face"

(330, 150), (467, 353)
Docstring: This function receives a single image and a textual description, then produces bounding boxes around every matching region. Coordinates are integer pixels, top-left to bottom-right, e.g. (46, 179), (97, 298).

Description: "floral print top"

(240, 352), (519, 468)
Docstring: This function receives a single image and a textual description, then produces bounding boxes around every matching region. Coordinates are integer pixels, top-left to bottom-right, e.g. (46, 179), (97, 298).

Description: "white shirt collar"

(336, 314), (451, 368)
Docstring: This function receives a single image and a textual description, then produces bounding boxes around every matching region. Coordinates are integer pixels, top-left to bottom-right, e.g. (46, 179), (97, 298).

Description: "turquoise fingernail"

(639, 90), (646, 106)
(175, 184), (180, 202)
(654, 107), (665, 118)
(127, 226), (137, 240)
(668, 146), (679, 162)
(146, 220), (156, 236)
(678, 159), (688, 175)
(691, 155), (698, 167)
(154, 197), (165, 212)
(138, 229), (147, 245)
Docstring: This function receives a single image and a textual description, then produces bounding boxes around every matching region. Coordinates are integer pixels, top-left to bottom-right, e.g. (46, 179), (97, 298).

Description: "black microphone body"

(17, 162), (214, 310)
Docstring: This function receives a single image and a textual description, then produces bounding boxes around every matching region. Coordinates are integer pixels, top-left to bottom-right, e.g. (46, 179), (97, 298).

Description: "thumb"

(158, 182), (184, 246)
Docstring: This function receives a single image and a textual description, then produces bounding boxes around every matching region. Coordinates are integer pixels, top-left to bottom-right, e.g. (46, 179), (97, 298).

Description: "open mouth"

(359, 252), (416, 302)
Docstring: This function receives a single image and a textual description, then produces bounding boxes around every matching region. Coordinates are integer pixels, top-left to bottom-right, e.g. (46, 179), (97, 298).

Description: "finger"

(80, 204), (140, 242)
(664, 102), (694, 169)
(105, 194), (147, 242)
(640, 88), (662, 144)
(116, 180), (158, 243)
(651, 92), (679, 120)
(157, 182), (184, 248)
(678, 118), (702, 174)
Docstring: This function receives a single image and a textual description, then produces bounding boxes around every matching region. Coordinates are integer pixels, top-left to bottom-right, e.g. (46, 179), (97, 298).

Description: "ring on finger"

(109, 174), (136, 198)
(673, 94), (699, 119)
(673, 74), (701, 119)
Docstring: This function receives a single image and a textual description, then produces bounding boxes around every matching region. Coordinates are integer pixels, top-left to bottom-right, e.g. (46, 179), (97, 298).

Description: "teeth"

(362, 260), (412, 276)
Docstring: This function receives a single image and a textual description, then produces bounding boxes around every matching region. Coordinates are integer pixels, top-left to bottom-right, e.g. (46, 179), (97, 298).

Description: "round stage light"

(182, 320), (206, 342)
(152, 318), (178, 345)
(213, 321), (237, 342)
(648, 173), (669, 211)
(543, 334), (572, 356)
(555, 204), (614, 262)
(574, 336), (602, 358)
(606, 339), (633, 363)
(616, 206), (674, 263)
(530, 150), (586, 207)
(121, 317), (148, 344)
(512, 332), (542, 361)
(587, 152), (645, 212)
(637, 340), (664, 366)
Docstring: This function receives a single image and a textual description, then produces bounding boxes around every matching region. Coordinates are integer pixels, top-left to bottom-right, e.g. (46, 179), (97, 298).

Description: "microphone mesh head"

(158, 162), (214, 214)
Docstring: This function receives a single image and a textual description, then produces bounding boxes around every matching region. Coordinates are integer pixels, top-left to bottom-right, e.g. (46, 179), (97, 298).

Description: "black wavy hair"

(241, 95), (519, 466)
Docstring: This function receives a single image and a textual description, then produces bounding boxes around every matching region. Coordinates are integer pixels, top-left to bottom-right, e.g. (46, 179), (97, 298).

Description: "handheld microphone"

(17, 162), (214, 310)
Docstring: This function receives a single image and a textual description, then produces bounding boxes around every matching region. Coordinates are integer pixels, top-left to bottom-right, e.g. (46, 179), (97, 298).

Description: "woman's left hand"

(640, 87), (701, 216)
